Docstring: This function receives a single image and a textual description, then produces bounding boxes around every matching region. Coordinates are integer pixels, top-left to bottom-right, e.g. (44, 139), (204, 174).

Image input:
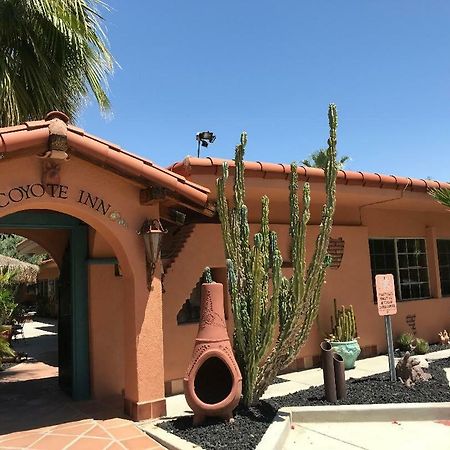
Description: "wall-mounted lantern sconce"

(138, 219), (167, 290)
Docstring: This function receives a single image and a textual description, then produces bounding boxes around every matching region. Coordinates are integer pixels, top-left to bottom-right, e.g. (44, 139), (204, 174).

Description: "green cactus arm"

(257, 231), (282, 361)
(290, 163), (311, 317)
(260, 196), (271, 269)
(289, 162), (300, 252)
(233, 133), (247, 208)
(216, 162), (234, 258)
(226, 259), (245, 357)
(249, 237), (263, 357)
(297, 182), (311, 302)
(333, 298), (338, 324)
(350, 305), (357, 338)
(258, 196), (271, 336)
(298, 105), (337, 312)
(254, 104), (338, 397)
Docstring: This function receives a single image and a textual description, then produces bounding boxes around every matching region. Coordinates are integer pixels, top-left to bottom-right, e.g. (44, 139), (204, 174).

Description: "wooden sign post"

(375, 274), (397, 382)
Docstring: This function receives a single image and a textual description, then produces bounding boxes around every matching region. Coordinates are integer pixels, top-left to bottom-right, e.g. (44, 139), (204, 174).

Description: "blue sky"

(79, 1), (450, 180)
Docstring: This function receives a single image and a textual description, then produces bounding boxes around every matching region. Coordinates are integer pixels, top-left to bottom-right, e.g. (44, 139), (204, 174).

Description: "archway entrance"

(0, 210), (89, 400)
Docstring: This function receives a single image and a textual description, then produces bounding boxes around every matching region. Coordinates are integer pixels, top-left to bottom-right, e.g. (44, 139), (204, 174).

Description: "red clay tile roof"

(169, 157), (450, 193)
(0, 113), (210, 207)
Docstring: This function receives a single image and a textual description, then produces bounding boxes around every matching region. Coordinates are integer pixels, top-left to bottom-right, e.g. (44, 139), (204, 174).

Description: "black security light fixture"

(196, 131), (216, 158)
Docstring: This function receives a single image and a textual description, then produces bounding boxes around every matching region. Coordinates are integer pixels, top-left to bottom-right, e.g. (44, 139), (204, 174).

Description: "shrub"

(414, 338), (429, 355)
(397, 332), (414, 352)
(0, 336), (15, 370)
(0, 286), (16, 326)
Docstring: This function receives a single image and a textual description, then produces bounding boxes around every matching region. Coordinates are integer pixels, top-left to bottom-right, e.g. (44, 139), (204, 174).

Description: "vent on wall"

(328, 237), (345, 269)
(282, 237), (345, 270)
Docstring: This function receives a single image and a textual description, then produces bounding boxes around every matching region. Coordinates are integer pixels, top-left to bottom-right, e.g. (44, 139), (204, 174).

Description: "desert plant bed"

(157, 357), (450, 450)
(394, 343), (450, 358)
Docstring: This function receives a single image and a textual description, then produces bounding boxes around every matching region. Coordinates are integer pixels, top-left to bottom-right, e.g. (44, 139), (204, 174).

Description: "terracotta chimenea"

(184, 282), (242, 425)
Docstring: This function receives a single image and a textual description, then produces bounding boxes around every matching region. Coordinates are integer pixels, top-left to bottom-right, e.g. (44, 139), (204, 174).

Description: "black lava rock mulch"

(0, 362), (18, 371)
(159, 402), (277, 450)
(157, 357), (450, 450)
(270, 376), (288, 385)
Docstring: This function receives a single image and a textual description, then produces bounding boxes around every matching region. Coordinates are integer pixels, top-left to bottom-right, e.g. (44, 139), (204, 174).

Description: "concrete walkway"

(0, 319), (165, 449)
(284, 419), (450, 449)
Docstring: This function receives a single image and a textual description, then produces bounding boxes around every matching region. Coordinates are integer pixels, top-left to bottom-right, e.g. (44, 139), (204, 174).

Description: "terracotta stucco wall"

(163, 222), (373, 390)
(362, 207), (450, 349)
(38, 261), (59, 280)
(0, 152), (165, 418)
(88, 229), (125, 400)
(163, 206), (450, 392)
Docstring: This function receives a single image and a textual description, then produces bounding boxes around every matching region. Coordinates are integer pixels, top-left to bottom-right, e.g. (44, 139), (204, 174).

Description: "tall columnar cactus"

(216, 104), (338, 406)
(330, 299), (358, 342)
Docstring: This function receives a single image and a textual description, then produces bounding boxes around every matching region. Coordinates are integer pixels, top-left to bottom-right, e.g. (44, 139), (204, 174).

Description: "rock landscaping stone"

(396, 352), (432, 387)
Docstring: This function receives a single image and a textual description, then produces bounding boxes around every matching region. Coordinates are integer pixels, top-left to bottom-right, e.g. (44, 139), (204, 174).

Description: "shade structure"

(0, 255), (39, 284)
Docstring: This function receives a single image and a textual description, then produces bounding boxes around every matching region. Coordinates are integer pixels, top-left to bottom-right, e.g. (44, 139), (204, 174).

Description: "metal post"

(384, 315), (396, 382)
(320, 341), (337, 403)
(333, 353), (347, 400)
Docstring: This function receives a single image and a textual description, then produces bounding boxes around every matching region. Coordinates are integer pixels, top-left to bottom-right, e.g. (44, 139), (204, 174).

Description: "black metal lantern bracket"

(138, 219), (167, 290)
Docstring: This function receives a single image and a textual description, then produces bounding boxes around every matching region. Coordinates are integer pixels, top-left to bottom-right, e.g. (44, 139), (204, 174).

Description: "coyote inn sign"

(0, 183), (127, 227)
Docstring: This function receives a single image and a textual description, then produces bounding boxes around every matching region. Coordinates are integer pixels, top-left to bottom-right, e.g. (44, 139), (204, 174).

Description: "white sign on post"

(375, 273), (397, 382)
(375, 274), (397, 316)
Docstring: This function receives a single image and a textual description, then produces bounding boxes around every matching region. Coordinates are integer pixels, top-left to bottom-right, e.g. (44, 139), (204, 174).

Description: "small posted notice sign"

(375, 274), (397, 316)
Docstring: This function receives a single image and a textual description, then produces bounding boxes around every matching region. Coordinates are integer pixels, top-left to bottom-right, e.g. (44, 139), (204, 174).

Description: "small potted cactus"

(329, 299), (360, 369)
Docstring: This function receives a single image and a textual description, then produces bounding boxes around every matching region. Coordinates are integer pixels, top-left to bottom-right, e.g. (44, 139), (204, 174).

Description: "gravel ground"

(0, 354), (27, 372)
(158, 357), (450, 450)
(270, 376), (288, 385)
(159, 403), (276, 450)
(0, 362), (19, 371)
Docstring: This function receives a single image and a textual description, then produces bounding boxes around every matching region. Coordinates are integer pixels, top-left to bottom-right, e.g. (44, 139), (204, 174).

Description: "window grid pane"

(369, 239), (399, 302)
(395, 239), (429, 301)
(369, 238), (430, 302)
(437, 239), (450, 296)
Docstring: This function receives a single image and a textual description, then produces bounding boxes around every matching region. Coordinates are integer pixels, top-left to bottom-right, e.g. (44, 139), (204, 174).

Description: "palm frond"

(429, 187), (450, 209)
(0, 0), (114, 126)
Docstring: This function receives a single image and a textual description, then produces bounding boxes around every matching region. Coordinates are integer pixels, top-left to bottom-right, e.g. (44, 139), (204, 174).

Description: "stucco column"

(123, 253), (166, 421)
(426, 226), (441, 299)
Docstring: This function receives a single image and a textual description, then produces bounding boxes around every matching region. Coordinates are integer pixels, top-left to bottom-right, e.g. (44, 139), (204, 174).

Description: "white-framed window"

(369, 238), (430, 301)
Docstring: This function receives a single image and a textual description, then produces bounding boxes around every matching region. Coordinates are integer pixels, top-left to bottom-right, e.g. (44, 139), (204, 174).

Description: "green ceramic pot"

(330, 339), (361, 370)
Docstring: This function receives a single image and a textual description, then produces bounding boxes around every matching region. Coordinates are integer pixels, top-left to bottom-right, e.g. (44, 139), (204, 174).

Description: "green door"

(58, 241), (72, 394)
